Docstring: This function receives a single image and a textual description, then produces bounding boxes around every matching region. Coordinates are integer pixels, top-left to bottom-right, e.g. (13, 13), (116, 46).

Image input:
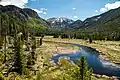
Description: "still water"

(52, 43), (120, 77)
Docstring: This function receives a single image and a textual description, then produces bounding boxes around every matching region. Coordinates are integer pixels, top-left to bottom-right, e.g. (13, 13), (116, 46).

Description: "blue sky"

(0, 0), (120, 20)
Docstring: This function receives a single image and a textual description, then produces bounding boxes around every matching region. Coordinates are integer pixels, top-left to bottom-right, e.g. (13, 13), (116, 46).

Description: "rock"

(111, 76), (119, 80)
(102, 75), (109, 78)
(92, 74), (101, 78)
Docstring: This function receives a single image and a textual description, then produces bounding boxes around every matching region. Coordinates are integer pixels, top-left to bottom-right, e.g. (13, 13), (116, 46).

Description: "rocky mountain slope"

(68, 20), (83, 28)
(47, 17), (74, 28)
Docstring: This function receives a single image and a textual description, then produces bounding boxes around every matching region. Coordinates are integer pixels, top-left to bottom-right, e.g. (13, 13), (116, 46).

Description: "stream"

(52, 43), (120, 77)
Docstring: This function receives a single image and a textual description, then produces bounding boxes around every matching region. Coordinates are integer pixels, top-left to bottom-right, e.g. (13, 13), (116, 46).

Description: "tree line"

(46, 28), (120, 41)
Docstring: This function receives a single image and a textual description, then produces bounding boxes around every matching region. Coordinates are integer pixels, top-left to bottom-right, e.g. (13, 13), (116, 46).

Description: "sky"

(0, 0), (120, 20)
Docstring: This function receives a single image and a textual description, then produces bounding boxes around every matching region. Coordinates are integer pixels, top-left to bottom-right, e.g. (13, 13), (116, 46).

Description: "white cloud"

(33, 9), (43, 13)
(0, 0), (28, 8)
(95, 10), (98, 13)
(41, 8), (48, 11)
(72, 8), (76, 10)
(73, 16), (78, 19)
(105, 1), (120, 9)
(43, 12), (47, 14)
(0, 0), (48, 15)
(40, 8), (47, 15)
(99, 1), (120, 13)
(33, 8), (47, 15)
(100, 8), (108, 13)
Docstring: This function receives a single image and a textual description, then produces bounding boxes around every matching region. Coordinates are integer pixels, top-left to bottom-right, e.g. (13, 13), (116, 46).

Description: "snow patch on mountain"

(47, 17), (74, 28)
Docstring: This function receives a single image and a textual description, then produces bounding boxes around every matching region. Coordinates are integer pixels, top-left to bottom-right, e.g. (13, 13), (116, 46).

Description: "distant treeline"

(44, 29), (120, 41)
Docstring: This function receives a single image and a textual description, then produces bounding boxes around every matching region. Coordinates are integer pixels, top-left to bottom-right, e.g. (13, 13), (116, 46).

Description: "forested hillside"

(0, 5), (48, 37)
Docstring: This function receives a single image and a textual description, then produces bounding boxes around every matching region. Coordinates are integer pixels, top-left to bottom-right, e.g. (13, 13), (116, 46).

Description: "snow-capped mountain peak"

(47, 17), (74, 28)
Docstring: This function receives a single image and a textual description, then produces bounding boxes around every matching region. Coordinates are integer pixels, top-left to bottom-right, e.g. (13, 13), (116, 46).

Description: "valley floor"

(36, 37), (113, 80)
(1, 36), (119, 80)
(35, 36), (120, 80)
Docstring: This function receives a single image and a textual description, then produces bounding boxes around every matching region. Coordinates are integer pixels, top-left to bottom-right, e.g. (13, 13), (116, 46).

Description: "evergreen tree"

(89, 37), (92, 44)
(31, 35), (36, 65)
(12, 32), (26, 75)
(0, 13), (9, 63)
(40, 35), (44, 46)
(75, 55), (92, 80)
(26, 52), (33, 68)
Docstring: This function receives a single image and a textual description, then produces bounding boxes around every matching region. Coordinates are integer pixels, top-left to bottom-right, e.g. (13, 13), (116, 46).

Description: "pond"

(52, 43), (120, 77)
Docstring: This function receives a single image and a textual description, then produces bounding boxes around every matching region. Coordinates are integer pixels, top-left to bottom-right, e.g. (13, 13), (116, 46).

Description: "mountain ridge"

(47, 17), (74, 28)
(0, 5), (50, 27)
(1, 5), (120, 34)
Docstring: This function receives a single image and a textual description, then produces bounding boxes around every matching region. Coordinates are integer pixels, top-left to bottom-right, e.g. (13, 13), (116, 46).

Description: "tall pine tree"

(75, 55), (92, 80)
(12, 30), (26, 74)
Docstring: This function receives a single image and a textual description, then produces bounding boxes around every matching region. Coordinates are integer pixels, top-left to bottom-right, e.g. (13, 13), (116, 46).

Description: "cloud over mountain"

(0, 0), (48, 15)
(100, 1), (120, 13)
(0, 0), (28, 8)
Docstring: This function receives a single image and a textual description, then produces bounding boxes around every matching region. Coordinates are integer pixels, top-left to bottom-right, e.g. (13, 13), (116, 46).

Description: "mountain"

(47, 17), (74, 28)
(0, 5), (28, 21)
(23, 8), (50, 27)
(69, 20), (83, 28)
(0, 5), (49, 27)
(63, 7), (120, 33)
(82, 7), (120, 32)
(1, 4), (120, 35)
(0, 5), (50, 36)
(62, 7), (120, 40)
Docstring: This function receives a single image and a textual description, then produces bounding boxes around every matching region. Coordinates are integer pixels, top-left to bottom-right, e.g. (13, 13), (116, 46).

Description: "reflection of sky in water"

(52, 44), (120, 77)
